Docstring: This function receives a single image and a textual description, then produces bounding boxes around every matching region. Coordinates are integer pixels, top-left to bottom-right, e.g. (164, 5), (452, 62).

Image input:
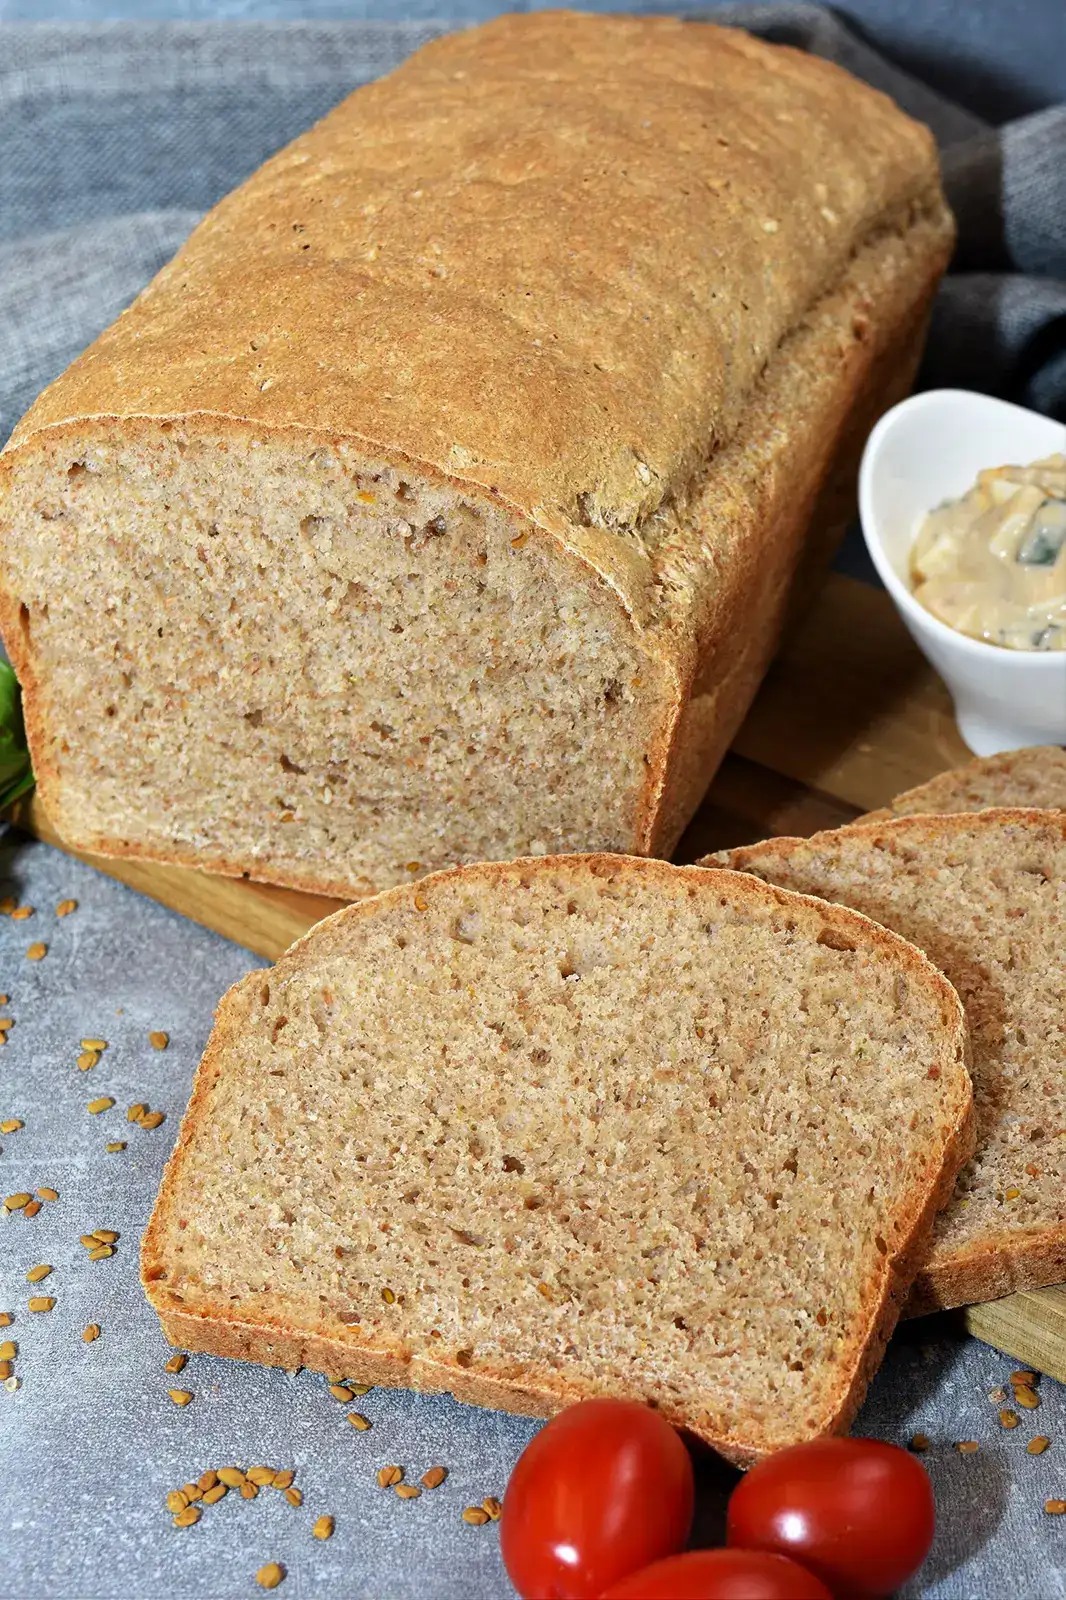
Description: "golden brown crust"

(858, 746), (1066, 826)
(142, 854), (973, 1466)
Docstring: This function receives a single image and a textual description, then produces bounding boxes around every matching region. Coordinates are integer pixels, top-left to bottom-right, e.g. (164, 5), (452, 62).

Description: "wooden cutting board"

(5, 570), (1065, 1382)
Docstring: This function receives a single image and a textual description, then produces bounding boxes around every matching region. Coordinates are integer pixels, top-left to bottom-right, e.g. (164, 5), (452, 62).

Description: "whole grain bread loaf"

(0, 13), (953, 897)
(142, 855), (972, 1466)
(859, 746), (1066, 823)
(708, 811), (1066, 1314)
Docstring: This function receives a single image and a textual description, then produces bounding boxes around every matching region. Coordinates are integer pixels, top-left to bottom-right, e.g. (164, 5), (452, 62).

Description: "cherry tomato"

(500, 1398), (695, 1599)
(601, 1548), (834, 1599)
(726, 1437), (935, 1597)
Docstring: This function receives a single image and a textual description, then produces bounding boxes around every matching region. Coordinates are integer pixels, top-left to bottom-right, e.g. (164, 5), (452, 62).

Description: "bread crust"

(858, 746), (1066, 825)
(0, 14), (953, 894)
(141, 854), (973, 1467)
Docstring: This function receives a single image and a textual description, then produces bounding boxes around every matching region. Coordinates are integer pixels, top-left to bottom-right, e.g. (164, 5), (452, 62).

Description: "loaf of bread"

(142, 855), (972, 1466)
(708, 811), (1066, 1314)
(0, 14), (953, 897)
(859, 746), (1066, 823)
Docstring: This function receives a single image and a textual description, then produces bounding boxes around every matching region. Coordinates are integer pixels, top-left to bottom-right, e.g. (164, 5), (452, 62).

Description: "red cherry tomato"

(601, 1548), (834, 1599)
(727, 1437), (935, 1597)
(500, 1398), (694, 1599)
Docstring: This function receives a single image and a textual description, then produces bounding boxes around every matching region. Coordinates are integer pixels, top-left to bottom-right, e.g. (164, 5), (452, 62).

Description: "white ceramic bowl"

(859, 388), (1066, 755)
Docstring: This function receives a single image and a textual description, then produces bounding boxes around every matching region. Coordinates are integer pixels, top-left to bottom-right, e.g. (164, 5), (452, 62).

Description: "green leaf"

(0, 660), (35, 810)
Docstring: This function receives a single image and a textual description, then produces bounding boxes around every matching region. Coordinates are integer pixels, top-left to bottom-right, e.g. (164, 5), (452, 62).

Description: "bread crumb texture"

(711, 811), (1066, 1309)
(143, 857), (969, 1462)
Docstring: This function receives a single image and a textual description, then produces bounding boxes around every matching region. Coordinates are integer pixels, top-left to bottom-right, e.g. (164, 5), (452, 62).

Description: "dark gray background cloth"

(2, 9), (1066, 1598)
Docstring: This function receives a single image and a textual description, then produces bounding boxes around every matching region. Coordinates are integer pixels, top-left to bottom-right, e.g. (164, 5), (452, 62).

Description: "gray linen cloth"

(1, 11), (1065, 1599)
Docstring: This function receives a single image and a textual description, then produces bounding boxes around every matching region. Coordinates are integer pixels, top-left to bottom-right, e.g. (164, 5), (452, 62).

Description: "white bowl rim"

(858, 387), (1066, 669)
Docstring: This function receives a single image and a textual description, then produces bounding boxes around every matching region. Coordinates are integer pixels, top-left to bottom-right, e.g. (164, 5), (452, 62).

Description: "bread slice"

(142, 855), (971, 1466)
(708, 811), (1066, 1314)
(859, 747), (1066, 824)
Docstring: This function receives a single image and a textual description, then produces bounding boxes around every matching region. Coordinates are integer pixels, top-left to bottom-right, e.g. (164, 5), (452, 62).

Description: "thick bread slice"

(142, 855), (972, 1466)
(860, 746), (1066, 824)
(708, 811), (1066, 1314)
(0, 13), (953, 897)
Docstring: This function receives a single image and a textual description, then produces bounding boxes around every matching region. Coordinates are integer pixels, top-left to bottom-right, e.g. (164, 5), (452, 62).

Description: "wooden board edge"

(964, 1289), (1066, 1386)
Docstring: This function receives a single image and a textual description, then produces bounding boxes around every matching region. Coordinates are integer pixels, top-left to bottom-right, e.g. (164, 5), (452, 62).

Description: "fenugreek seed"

(1015, 1386), (1041, 1410)
(166, 1491), (189, 1514)
(395, 1483), (421, 1500)
(36, 1188), (58, 1202)
(1046, 1500), (1066, 1515)
(93, 1229), (119, 1244)
(83, 1325), (100, 1343)
(80, 1235), (100, 1250)
(482, 1496), (503, 1521)
(26, 1264), (52, 1283)
(168, 1389), (193, 1407)
(217, 1468), (246, 1488)
(0, 1362), (9, 1380)
(421, 1466), (447, 1489)
(77, 1052), (100, 1072)
(28, 1296), (54, 1312)
(329, 1384), (353, 1402)
(23, 1200), (41, 1218)
(1028, 1437), (1051, 1455)
(26, 942), (47, 961)
(0, 1341), (16, 1361)
(0, 1119), (23, 1134)
(165, 1354), (187, 1374)
(173, 1507), (201, 1528)
(348, 1382), (372, 1396)
(87, 1098), (114, 1115)
(247, 1466), (276, 1486)
(141, 1111), (166, 1130)
(183, 1483), (202, 1502)
(312, 1514), (334, 1541)
(202, 1483), (227, 1505)
(149, 1032), (169, 1051)
(414, 894), (428, 912)
(0, 1314), (10, 1327)
(127, 1103), (147, 1123)
(56, 900), (77, 917)
(11, 906), (34, 921)
(272, 1470), (294, 1491)
(5, 1193), (31, 1210)
(81, 1039), (107, 1053)
(0, 1017), (12, 1031)
(347, 1412), (371, 1431)
(88, 1245), (113, 1261)
(955, 1440), (979, 1454)
(1000, 1410), (1020, 1429)
(462, 1507), (491, 1525)
(381, 1286), (396, 1304)
(240, 1481), (259, 1500)
(256, 1563), (285, 1591)
(377, 1466), (403, 1489)
(1011, 1371), (1037, 1386)
(106, 1142), (126, 1153)
(198, 1470), (219, 1492)
(284, 1487), (303, 1508)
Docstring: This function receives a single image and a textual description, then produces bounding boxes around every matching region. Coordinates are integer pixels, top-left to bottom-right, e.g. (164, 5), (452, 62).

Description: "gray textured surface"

(2, 830), (1065, 1598)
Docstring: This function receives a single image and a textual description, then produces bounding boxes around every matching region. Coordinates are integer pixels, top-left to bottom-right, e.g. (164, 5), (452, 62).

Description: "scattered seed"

(5, 1193), (32, 1210)
(1000, 1410), (1020, 1429)
(381, 1287), (396, 1305)
(329, 1384), (353, 1402)
(80, 1235), (100, 1250)
(167, 1491), (189, 1515)
(0, 1314), (10, 1327)
(0, 1341), (16, 1361)
(149, 1031), (169, 1051)
(218, 1468), (246, 1489)
(348, 1383), (372, 1396)
(395, 1483), (421, 1501)
(256, 1563), (285, 1590)
(127, 1103), (147, 1123)
(312, 1514), (334, 1540)
(240, 1482), (259, 1500)
(25, 943), (47, 961)
(347, 1413), (371, 1431)
(23, 1200), (41, 1219)
(182, 1482), (202, 1502)
(93, 1229), (120, 1244)
(272, 1470), (295, 1491)
(56, 900), (77, 917)
(247, 1466), (276, 1486)
(28, 1297), (54, 1312)
(77, 1052), (100, 1072)
(105, 1142), (126, 1153)
(955, 1440), (979, 1454)
(0, 1361), (10, 1380)
(81, 1039), (107, 1053)
(141, 1111), (166, 1130)
(1011, 1370), (1037, 1386)
(88, 1245), (114, 1261)
(421, 1466), (447, 1489)
(36, 1188), (58, 1203)
(26, 1264), (52, 1283)
(1028, 1437), (1051, 1455)
(11, 906), (34, 921)
(0, 1119), (23, 1134)
(202, 1483), (227, 1505)
(462, 1506), (491, 1525)
(482, 1496), (503, 1521)
(0, 1018), (12, 1033)
(87, 1098), (114, 1115)
(83, 1325), (100, 1343)
(284, 1487), (303, 1508)
(198, 1470), (218, 1492)
(173, 1506), (201, 1528)
(165, 1354), (187, 1374)
(377, 1466), (403, 1489)
(1015, 1386), (1041, 1410)
(1046, 1500), (1066, 1516)
(168, 1389), (193, 1407)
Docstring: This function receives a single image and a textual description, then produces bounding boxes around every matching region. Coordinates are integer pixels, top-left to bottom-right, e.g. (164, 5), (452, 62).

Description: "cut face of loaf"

(859, 746), (1066, 824)
(142, 856), (972, 1466)
(0, 13), (955, 895)
(708, 811), (1066, 1313)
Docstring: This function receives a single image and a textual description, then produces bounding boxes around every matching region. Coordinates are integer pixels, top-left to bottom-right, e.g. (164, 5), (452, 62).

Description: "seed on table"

(256, 1564), (285, 1591)
(105, 1142), (126, 1153)
(23, 1200), (41, 1218)
(168, 1389), (193, 1407)
(955, 1441), (979, 1454)
(482, 1497), (502, 1521)
(284, 1487), (302, 1508)
(149, 1031), (169, 1050)
(93, 1230), (119, 1244)
(0, 1341), (16, 1361)
(394, 1483), (421, 1500)
(348, 1382), (372, 1395)
(36, 1188), (59, 1202)
(218, 1468), (246, 1488)
(1046, 1500), (1066, 1515)
(5, 1193), (31, 1210)
(127, 1103), (147, 1123)
(165, 1354), (187, 1374)
(141, 1111), (166, 1130)
(240, 1482), (259, 1501)
(26, 1264), (52, 1283)
(88, 1245), (114, 1261)
(376, 1466), (403, 1488)
(312, 1514), (334, 1541)
(10, 906), (34, 921)
(56, 900), (77, 917)
(25, 943), (47, 961)
(1000, 1410), (1020, 1429)
(166, 1490), (188, 1515)
(0, 1119), (23, 1134)
(347, 1412), (371, 1431)
(28, 1297), (54, 1312)
(0, 1018), (12, 1033)
(83, 1325), (100, 1343)
(77, 1052), (100, 1072)
(247, 1466), (276, 1485)
(1028, 1437), (1051, 1455)
(1011, 1371), (1037, 1386)
(173, 1507), (201, 1528)
(272, 1470), (294, 1490)
(182, 1483), (202, 1502)
(1015, 1386), (1041, 1410)
(0, 1314), (10, 1327)
(421, 1466), (447, 1489)
(329, 1383), (353, 1402)
(202, 1484), (227, 1505)
(80, 1235), (100, 1250)
(81, 1039), (107, 1052)
(87, 1098), (114, 1115)
(462, 1507), (491, 1525)
(198, 1470), (218, 1492)
(0, 1362), (10, 1380)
